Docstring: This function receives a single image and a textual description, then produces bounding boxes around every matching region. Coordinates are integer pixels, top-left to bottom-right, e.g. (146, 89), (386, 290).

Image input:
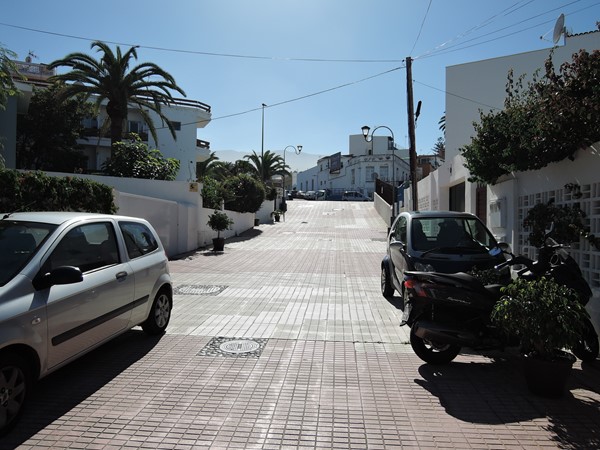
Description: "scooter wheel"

(572, 319), (599, 362)
(410, 325), (461, 365)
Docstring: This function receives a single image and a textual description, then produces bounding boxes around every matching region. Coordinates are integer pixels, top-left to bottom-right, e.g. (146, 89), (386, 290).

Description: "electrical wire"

(0, 21), (404, 64)
(409, 0), (433, 56)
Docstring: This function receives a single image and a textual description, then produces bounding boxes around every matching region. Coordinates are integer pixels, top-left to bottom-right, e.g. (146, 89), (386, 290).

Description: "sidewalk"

(6, 200), (600, 449)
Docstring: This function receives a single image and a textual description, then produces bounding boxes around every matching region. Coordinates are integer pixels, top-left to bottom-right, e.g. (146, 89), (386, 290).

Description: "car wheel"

(381, 265), (394, 298)
(142, 288), (172, 335)
(410, 324), (460, 364)
(0, 352), (31, 436)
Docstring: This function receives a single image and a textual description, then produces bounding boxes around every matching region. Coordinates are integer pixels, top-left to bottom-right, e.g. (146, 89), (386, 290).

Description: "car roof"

(404, 210), (478, 219)
(1, 211), (139, 226)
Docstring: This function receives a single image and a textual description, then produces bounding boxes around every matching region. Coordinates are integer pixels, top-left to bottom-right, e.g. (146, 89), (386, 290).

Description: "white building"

(296, 134), (410, 198)
(410, 29), (600, 314)
(1, 59), (212, 182)
(78, 97), (211, 182)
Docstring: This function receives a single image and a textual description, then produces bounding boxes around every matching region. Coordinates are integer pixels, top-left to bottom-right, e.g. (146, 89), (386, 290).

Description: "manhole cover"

(220, 340), (261, 354)
(198, 337), (267, 358)
(174, 285), (227, 295)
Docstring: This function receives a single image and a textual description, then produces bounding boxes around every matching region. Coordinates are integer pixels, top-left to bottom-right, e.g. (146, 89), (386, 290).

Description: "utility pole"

(406, 57), (418, 211)
(261, 103), (266, 181)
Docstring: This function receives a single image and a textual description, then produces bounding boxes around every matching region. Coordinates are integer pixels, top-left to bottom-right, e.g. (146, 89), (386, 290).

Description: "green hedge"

(0, 169), (116, 214)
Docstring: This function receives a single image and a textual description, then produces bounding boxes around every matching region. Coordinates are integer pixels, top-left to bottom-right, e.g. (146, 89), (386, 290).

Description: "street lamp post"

(361, 125), (396, 221)
(282, 145), (302, 191)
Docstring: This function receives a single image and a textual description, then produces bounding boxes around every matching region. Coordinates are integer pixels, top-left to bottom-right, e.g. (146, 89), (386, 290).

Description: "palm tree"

(196, 151), (220, 180)
(244, 150), (287, 182)
(47, 41), (185, 151)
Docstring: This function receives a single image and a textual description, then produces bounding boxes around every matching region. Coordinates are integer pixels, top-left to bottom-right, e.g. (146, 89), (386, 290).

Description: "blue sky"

(2, 0), (599, 171)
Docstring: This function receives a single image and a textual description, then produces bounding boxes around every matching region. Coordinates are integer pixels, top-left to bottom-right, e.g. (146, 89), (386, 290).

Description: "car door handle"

(116, 271), (128, 281)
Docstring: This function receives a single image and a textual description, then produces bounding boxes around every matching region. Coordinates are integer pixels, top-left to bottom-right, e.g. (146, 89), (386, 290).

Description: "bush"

(102, 134), (180, 180)
(0, 169), (116, 213)
(201, 176), (229, 210)
(223, 174), (266, 213)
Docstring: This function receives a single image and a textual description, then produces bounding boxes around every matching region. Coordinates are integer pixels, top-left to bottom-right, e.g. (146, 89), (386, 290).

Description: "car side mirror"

(33, 266), (83, 291)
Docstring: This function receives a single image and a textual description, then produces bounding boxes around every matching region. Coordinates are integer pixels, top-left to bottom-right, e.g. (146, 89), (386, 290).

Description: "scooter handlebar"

(494, 255), (533, 271)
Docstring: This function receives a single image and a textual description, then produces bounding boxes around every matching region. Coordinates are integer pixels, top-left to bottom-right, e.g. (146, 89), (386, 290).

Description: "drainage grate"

(198, 336), (267, 358)
(174, 285), (227, 296)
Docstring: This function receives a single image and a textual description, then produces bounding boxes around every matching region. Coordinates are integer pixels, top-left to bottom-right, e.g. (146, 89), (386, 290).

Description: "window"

(366, 166), (375, 182)
(47, 222), (119, 273)
(393, 216), (407, 244)
(82, 117), (98, 129)
(128, 120), (143, 134)
(380, 166), (389, 181)
(119, 222), (158, 259)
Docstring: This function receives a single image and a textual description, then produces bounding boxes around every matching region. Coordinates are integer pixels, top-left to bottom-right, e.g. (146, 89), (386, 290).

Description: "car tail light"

(404, 278), (427, 297)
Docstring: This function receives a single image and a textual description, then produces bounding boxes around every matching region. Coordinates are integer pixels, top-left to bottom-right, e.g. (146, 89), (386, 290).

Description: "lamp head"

(297, 145), (302, 153)
(361, 125), (370, 140)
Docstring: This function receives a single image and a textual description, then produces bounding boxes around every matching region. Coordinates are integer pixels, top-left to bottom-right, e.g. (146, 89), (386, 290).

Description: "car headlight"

(414, 262), (435, 272)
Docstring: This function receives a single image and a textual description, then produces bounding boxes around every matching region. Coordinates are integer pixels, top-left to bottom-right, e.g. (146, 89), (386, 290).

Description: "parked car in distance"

(342, 191), (370, 201)
(304, 190), (317, 200)
(316, 190), (327, 200)
(0, 212), (173, 435)
(381, 211), (509, 299)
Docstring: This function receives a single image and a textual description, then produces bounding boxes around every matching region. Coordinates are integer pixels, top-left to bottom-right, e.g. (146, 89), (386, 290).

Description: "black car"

(381, 211), (509, 298)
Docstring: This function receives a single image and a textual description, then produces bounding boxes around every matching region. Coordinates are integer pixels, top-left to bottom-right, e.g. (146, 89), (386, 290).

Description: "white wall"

(445, 32), (600, 163)
(41, 171), (255, 257)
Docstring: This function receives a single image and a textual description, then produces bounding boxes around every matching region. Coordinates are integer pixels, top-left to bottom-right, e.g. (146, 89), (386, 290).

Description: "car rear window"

(119, 221), (159, 259)
(413, 217), (497, 252)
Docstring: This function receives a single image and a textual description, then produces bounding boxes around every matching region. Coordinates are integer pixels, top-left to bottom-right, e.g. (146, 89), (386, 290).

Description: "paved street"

(5, 200), (600, 449)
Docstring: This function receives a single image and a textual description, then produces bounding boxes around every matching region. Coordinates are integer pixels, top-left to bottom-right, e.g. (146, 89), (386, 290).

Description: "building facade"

(296, 134), (410, 198)
(1, 59), (211, 182)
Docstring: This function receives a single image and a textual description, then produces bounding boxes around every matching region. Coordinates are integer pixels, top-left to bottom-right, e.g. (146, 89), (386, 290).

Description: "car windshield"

(412, 217), (497, 253)
(0, 220), (57, 286)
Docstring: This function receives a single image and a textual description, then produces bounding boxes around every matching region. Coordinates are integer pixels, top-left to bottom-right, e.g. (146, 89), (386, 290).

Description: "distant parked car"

(305, 191), (317, 200)
(0, 212), (173, 435)
(316, 190), (327, 200)
(342, 191), (370, 201)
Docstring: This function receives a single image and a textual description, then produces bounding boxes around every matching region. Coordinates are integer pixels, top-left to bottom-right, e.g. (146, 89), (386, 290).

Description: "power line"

(0, 21), (403, 64)
(409, 0), (433, 56)
(164, 65), (406, 131)
(416, 1), (596, 60)
(414, 80), (501, 111)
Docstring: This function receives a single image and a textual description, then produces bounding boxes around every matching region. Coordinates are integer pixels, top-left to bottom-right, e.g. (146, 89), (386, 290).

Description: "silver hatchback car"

(0, 212), (172, 434)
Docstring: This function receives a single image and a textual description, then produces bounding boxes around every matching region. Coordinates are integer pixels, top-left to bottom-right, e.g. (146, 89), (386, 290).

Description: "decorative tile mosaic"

(197, 336), (268, 358)
(173, 285), (227, 295)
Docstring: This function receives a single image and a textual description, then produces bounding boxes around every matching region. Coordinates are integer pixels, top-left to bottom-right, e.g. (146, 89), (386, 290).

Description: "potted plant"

(207, 210), (233, 251)
(271, 209), (282, 222)
(491, 277), (590, 397)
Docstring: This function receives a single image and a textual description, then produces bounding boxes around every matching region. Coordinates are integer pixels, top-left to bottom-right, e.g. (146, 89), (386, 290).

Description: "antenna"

(552, 13), (565, 45)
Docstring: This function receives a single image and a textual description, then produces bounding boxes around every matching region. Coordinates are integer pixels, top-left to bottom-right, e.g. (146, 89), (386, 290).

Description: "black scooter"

(402, 233), (599, 365)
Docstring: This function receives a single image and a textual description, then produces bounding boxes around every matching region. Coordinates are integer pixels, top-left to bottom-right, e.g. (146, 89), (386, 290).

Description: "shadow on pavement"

(415, 358), (600, 449)
(3, 330), (163, 447)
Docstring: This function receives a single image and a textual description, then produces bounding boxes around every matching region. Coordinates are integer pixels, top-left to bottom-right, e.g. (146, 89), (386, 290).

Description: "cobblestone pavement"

(5, 201), (600, 449)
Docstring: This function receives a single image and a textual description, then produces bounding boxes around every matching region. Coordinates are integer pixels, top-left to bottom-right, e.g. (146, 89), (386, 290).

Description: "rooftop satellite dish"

(553, 13), (565, 44)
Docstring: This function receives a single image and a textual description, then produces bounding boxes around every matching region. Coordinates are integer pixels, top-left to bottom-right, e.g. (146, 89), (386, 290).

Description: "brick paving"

(5, 200), (600, 449)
